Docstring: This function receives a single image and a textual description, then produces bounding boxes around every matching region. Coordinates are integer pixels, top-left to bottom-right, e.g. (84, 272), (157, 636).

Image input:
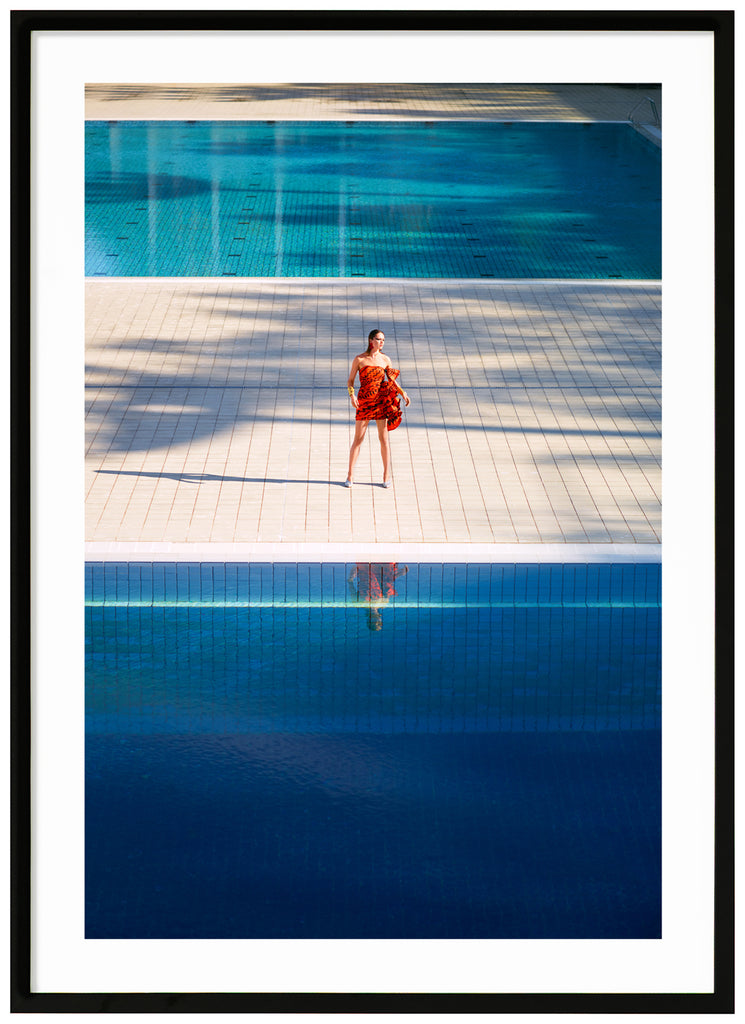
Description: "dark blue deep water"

(85, 121), (661, 279)
(85, 562), (661, 939)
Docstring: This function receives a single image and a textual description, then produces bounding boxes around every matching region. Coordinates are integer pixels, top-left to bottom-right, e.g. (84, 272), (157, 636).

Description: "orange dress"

(355, 365), (403, 431)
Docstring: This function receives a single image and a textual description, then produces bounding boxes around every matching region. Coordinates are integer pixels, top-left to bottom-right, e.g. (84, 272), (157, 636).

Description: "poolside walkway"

(85, 82), (661, 129)
(85, 277), (660, 551)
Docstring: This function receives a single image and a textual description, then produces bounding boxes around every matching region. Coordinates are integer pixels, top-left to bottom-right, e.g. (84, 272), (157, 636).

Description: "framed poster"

(12, 9), (733, 1013)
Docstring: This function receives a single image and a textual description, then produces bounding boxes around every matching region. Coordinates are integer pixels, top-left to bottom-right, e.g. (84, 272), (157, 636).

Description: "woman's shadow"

(94, 468), (360, 486)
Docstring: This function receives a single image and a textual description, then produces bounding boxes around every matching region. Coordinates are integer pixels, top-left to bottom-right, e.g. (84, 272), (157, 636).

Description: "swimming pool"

(86, 561), (661, 939)
(85, 121), (661, 279)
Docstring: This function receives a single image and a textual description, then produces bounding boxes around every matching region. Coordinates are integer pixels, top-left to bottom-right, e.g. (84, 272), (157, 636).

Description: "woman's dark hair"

(366, 328), (383, 353)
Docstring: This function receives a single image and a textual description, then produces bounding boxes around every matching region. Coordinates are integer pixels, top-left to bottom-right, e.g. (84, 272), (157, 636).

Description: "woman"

(345, 329), (410, 487)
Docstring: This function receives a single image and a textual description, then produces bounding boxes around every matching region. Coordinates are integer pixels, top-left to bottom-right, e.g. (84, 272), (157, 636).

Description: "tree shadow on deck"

(86, 279), (660, 455)
(85, 83), (662, 126)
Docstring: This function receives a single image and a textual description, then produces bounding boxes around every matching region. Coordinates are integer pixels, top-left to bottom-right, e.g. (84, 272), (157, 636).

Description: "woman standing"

(345, 329), (410, 487)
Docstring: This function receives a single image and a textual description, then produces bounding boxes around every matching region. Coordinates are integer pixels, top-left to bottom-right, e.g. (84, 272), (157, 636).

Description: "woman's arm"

(388, 369), (411, 406)
(347, 356), (360, 409)
(347, 356), (360, 389)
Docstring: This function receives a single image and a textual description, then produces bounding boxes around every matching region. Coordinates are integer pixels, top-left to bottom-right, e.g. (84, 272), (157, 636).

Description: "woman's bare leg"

(377, 418), (391, 484)
(347, 419), (369, 481)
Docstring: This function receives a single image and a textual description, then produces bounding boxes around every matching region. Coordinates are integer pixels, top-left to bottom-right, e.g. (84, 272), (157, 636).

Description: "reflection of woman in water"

(348, 562), (409, 631)
(345, 329), (410, 488)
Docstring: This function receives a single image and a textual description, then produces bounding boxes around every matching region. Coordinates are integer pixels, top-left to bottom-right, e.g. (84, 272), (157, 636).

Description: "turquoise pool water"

(86, 562), (661, 939)
(85, 121), (661, 279)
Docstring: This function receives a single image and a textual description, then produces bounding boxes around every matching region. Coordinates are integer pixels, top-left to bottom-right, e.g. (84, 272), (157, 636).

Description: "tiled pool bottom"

(85, 562), (661, 939)
(85, 120), (661, 279)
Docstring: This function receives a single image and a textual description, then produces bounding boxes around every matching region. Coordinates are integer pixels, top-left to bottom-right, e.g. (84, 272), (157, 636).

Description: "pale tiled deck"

(85, 277), (660, 548)
(85, 82), (662, 126)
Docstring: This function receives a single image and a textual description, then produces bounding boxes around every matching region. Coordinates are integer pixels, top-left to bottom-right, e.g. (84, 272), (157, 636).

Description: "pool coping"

(85, 276), (662, 286)
(85, 117), (634, 122)
(85, 542), (662, 563)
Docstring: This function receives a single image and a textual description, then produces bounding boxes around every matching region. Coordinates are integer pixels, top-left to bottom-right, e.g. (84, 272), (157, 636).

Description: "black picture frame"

(11, 8), (734, 1013)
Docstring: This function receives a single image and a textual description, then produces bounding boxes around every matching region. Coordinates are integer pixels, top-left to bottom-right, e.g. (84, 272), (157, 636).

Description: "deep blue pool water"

(85, 561), (661, 939)
(85, 121), (661, 279)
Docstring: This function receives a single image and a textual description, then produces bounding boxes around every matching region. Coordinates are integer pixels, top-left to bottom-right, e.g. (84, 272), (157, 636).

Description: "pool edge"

(84, 541), (662, 563)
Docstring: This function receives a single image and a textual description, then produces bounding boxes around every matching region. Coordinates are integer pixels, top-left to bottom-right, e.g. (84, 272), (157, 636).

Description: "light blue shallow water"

(85, 121), (661, 278)
(86, 562), (661, 938)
